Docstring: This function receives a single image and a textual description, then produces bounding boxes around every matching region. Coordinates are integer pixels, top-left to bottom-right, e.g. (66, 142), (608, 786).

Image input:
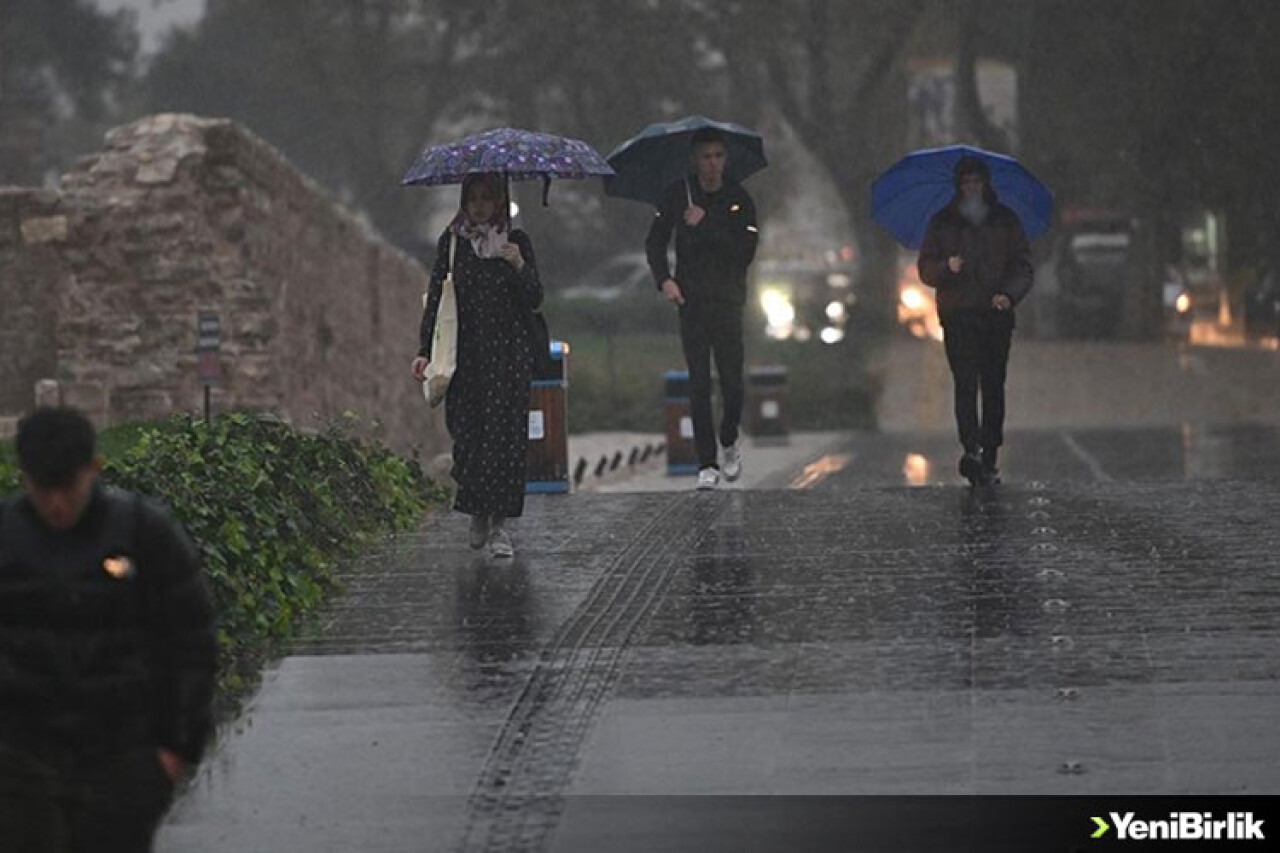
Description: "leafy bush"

(0, 443), (15, 495)
(101, 413), (444, 700)
(4, 413), (445, 707)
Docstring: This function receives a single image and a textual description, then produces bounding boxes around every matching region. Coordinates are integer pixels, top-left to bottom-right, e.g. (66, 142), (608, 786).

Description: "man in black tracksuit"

(0, 407), (216, 852)
(918, 156), (1034, 485)
(646, 128), (759, 489)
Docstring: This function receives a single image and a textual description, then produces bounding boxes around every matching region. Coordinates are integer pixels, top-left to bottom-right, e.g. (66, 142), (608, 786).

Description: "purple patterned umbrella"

(401, 127), (614, 188)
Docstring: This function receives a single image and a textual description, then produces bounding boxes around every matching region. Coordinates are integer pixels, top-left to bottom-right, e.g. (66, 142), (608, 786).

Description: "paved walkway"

(159, 423), (1280, 852)
(874, 337), (1280, 432)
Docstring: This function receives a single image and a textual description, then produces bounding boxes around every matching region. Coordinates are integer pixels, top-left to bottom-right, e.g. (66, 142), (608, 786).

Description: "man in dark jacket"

(646, 127), (759, 490)
(918, 156), (1034, 485)
(0, 407), (216, 852)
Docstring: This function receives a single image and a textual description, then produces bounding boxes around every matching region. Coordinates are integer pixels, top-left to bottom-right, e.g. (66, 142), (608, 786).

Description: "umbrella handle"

(685, 178), (692, 208)
(502, 173), (553, 216)
(503, 174), (511, 229)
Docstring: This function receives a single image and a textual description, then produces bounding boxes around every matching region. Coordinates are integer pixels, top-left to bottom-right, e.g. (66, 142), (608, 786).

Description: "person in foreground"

(918, 156), (1034, 486)
(0, 406), (217, 852)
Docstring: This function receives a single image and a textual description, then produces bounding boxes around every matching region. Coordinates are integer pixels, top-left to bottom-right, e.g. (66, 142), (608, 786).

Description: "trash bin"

(745, 365), (788, 439)
(526, 340), (570, 493)
(663, 369), (698, 475)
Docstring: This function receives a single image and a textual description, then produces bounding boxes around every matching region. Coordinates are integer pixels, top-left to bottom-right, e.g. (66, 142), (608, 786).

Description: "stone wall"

(0, 189), (63, 418)
(0, 114), (448, 458)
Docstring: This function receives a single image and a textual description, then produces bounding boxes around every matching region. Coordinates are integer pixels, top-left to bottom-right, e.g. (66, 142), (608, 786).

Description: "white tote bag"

(422, 234), (458, 408)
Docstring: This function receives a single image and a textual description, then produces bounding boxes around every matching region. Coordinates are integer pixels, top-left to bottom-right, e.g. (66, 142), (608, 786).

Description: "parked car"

(1161, 264), (1195, 341)
(895, 249), (942, 342)
(1054, 215), (1133, 338)
(1243, 265), (1280, 342)
(560, 252), (653, 301)
(751, 258), (859, 345)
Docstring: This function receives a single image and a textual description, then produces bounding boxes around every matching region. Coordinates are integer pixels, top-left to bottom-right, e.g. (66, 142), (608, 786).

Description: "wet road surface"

(159, 425), (1280, 852)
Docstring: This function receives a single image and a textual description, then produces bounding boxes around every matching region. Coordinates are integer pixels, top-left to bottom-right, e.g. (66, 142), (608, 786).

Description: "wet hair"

(690, 127), (726, 149)
(15, 406), (97, 488)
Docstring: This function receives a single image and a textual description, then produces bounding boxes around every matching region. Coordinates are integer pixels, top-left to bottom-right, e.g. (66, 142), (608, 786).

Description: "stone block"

(61, 382), (109, 423)
(20, 216), (69, 244)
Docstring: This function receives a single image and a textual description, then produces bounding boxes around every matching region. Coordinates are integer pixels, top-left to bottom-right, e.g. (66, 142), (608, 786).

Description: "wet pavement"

(157, 421), (1280, 852)
(874, 337), (1280, 433)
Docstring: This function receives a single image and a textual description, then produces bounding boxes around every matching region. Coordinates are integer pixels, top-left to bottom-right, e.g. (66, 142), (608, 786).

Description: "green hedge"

(0, 443), (15, 495)
(2, 413), (445, 706)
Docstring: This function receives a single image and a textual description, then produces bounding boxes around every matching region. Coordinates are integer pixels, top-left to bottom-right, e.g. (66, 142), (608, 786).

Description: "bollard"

(745, 364), (789, 440)
(663, 369), (698, 475)
(526, 341), (571, 493)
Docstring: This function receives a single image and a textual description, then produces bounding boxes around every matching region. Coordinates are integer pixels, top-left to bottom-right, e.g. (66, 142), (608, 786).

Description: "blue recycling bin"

(664, 369), (698, 476)
(527, 341), (570, 493)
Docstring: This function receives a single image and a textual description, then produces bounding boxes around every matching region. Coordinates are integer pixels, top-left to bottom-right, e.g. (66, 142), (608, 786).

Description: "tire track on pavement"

(456, 491), (722, 853)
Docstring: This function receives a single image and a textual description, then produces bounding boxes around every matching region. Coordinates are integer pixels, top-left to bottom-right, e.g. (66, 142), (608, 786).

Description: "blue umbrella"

(401, 127), (613, 203)
(604, 115), (767, 206)
(871, 144), (1053, 249)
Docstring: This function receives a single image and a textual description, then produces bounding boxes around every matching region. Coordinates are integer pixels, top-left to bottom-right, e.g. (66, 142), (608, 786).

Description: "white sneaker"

(722, 440), (743, 482)
(468, 515), (489, 550)
(696, 467), (721, 490)
(487, 522), (515, 558)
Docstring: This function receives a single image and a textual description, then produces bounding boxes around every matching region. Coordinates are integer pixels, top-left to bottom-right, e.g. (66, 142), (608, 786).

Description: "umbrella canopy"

(401, 127), (614, 187)
(871, 144), (1053, 249)
(604, 115), (767, 206)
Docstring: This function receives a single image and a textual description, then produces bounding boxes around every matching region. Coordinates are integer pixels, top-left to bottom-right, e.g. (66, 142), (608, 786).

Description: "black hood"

(953, 155), (999, 206)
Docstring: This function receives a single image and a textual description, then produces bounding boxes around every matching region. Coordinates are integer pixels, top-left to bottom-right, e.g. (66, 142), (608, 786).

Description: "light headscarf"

(449, 172), (509, 259)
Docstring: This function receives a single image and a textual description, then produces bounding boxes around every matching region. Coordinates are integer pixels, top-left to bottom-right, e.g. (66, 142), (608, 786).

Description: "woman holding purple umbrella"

(411, 172), (543, 558)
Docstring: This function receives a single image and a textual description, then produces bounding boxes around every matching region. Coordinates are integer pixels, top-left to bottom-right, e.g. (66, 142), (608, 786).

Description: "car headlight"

(825, 301), (846, 323)
(760, 288), (796, 327)
(819, 326), (845, 344)
(1175, 292), (1191, 314)
(901, 285), (927, 311)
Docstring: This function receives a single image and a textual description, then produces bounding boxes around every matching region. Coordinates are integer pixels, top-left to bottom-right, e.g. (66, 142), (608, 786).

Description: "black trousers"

(0, 743), (174, 853)
(679, 303), (745, 469)
(942, 311), (1015, 453)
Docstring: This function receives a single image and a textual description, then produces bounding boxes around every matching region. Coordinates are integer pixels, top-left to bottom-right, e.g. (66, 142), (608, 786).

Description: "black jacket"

(0, 485), (216, 765)
(917, 200), (1034, 322)
(646, 176), (758, 307)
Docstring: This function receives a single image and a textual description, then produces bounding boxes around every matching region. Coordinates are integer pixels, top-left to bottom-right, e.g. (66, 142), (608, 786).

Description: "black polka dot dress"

(419, 228), (542, 519)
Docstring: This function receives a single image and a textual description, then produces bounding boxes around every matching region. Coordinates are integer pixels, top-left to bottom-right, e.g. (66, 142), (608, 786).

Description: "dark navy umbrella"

(402, 127), (613, 203)
(604, 115), (767, 206)
(871, 144), (1053, 249)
